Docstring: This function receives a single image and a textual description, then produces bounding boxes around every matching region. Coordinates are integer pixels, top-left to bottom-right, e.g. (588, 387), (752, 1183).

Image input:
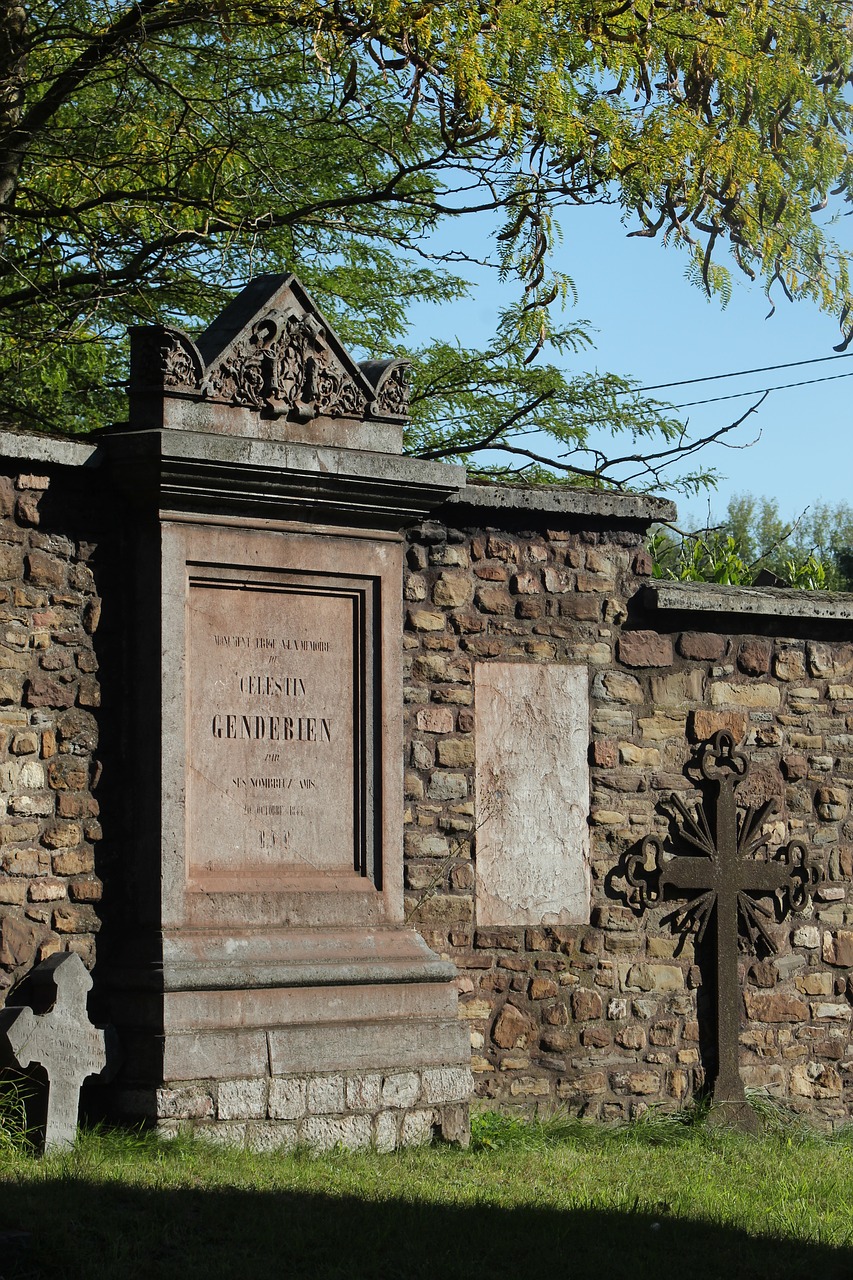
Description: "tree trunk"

(0, 0), (27, 240)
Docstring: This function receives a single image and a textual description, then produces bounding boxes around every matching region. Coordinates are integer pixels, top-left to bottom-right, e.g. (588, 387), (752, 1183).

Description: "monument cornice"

(104, 427), (466, 529)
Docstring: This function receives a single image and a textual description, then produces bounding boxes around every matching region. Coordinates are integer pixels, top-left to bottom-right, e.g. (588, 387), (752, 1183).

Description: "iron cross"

(627, 730), (820, 1130)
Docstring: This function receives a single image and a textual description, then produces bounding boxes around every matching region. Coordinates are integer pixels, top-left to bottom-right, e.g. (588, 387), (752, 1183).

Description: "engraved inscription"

(186, 583), (356, 881)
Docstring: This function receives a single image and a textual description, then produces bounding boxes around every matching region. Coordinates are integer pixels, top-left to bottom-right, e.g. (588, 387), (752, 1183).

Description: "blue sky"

(406, 201), (853, 529)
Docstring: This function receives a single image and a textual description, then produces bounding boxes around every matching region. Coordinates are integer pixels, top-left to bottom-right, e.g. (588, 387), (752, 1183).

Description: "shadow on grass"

(0, 1175), (850, 1280)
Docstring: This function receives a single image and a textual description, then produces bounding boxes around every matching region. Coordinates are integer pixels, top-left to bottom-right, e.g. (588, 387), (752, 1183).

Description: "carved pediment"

(129, 274), (410, 432)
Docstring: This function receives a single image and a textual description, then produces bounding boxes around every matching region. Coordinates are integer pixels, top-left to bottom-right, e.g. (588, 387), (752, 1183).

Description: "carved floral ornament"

(137, 306), (411, 423)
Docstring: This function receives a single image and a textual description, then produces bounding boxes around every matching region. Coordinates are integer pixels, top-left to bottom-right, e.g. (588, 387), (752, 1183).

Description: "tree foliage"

(1, 1), (853, 484)
(650, 494), (853, 588)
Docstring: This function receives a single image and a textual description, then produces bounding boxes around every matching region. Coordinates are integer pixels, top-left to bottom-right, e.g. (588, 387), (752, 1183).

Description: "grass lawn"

(1, 1109), (853, 1279)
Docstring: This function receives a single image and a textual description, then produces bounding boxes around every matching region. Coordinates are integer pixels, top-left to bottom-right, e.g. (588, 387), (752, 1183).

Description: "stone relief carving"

(200, 309), (369, 421)
(372, 363), (411, 419)
(132, 282), (410, 422)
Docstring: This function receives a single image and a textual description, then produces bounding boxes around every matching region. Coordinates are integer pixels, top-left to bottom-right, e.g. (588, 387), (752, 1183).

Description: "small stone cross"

(627, 730), (820, 1130)
(0, 953), (107, 1150)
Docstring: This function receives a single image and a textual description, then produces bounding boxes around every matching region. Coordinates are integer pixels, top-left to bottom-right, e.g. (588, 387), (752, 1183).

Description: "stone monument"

(100, 274), (472, 1147)
(0, 953), (107, 1150)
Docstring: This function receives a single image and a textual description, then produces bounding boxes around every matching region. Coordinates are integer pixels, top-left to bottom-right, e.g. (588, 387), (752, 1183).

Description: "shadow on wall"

(0, 1176), (850, 1280)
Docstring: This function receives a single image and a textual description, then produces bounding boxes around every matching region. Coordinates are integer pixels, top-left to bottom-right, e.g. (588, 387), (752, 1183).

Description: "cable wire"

(633, 350), (853, 395)
(672, 367), (853, 409)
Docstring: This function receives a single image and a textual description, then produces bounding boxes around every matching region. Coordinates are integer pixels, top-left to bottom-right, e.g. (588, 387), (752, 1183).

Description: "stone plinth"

(100, 274), (471, 1145)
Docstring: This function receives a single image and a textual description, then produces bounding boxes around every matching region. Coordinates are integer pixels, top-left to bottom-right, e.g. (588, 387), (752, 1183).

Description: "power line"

(633, 350), (853, 395)
(673, 367), (853, 409)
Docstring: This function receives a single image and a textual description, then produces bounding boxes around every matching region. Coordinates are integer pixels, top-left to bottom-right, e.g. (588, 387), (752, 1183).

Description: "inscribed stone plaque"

(186, 576), (361, 886)
(475, 662), (590, 925)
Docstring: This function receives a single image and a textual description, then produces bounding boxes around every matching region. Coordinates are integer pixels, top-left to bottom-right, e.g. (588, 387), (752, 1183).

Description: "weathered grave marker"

(627, 730), (821, 1130)
(0, 953), (106, 1150)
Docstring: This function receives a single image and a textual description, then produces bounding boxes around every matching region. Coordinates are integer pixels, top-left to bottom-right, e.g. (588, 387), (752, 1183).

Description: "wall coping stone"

(0, 428), (100, 469)
(645, 580), (853, 621)
(446, 482), (676, 524)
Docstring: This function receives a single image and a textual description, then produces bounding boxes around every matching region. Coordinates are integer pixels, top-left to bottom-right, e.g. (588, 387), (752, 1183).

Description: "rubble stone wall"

(0, 439), (103, 1002)
(403, 509), (853, 1127)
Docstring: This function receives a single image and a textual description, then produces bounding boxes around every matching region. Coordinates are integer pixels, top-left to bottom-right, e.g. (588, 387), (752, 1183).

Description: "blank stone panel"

(475, 663), (590, 926)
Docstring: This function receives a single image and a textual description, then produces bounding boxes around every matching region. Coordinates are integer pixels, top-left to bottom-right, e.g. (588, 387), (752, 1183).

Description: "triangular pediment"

(128, 274), (410, 446)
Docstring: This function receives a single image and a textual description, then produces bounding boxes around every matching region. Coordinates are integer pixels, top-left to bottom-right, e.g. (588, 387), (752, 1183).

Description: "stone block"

(543, 568), (572, 593)
(374, 1110), (398, 1153)
(307, 1074), (346, 1115)
(738, 640), (771, 675)
(624, 964), (683, 993)
(156, 1087), (215, 1120)
(590, 740), (618, 768)
(638, 714), (684, 742)
(774, 650), (806, 681)
(592, 672), (644, 703)
(650, 670), (704, 707)
(0, 879), (27, 904)
(492, 1003), (531, 1049)
(345, 1073), (382, 1112)
(415, 707), (454, 734)
(52, 903), (99, 934)
(436, 738), (475, 767)
(617, 632), (673, 668)
(303, 1114), (373, 1150)
(245, 1122), (297, 1153)
(529, 977), (559, 1000)
(427, 770), (468, 800)
(822, 930), (853, 966)
(793, 925), (820, 949)
(433, 574), (470, 607)
(509, 1076), (550, 1097)
(407, 609), (446, 632)
(419, 1066), (473, 1104)
(475, 587), (514, 615)
(678, 632), (725, 661)
(51, 848), (94, 875)
(790, 1063), (842, 1098)
(400, 1109), (436, 1146)
(710, 681), (781, 710)
(619, 744), (661, 767)
(381, 1072), (420, 1109)
(268, 1077), (307, 1120)
(742, 991), (808, 1022)
(571, 989), (603, 1021)
(807, 642), (853, 678)
(193, 1122), (247, 1147)
(217, 1079), (267, 1120)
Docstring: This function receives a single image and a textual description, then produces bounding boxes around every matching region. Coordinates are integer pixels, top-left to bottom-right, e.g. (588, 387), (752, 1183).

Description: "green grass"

(2, 1110), (853, 1278)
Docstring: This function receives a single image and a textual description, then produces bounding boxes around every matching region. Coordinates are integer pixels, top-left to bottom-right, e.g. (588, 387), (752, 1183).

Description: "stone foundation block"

(245, 1122), (298, 1153)
(303, 1114), (372, 1151)
(400, 1109), (437, 1146)
(420, 1065), (473, 1104)
(217, 1078), (267, 1121)
(345, 1073), (382, 1112)
(268, 1077), (307, 1120)
(374, 1110), (398, 1153)
(193, 1122), (247, 1146)
(156, 1086), (214, 1120)
(307, 1074), (346, 1115)
(382, 1071), (420, 1108)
